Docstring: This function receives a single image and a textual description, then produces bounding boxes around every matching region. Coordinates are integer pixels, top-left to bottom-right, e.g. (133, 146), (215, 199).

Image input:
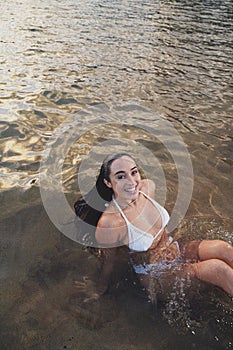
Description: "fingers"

(73, 279), (100, 302)
(83, 293), (100, 303)
(74, 277), (93, 288)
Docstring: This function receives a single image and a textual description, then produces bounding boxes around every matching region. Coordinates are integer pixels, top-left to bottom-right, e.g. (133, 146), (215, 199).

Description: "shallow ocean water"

(0, 0), (232, 349)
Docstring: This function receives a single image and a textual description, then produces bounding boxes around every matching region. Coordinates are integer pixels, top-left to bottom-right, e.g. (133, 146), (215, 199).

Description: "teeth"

(126, 188), (136, 192)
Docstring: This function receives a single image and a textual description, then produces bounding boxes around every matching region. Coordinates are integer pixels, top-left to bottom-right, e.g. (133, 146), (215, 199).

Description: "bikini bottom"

(130, 239), (202, 301)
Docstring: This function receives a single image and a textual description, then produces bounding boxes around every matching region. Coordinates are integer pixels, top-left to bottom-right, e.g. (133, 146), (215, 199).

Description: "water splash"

(162, 274), (200, 335)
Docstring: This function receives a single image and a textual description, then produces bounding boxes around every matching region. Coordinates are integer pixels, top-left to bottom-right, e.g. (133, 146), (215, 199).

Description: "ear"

(103, 178), (112, 188)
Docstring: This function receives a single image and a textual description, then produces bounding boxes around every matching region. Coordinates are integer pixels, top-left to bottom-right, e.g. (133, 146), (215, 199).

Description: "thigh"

(143, 259), (199, 301)
(181, 240), (202, 262)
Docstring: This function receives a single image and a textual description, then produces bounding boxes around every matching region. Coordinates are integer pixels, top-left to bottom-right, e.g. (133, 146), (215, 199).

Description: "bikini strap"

(112, 196), (129, 222)
(140, 191), (170, 226)
(139, 190), (151, 201)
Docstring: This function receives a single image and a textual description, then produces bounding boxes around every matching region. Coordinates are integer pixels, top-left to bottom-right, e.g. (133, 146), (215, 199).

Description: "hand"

(74, 276), (100, 303)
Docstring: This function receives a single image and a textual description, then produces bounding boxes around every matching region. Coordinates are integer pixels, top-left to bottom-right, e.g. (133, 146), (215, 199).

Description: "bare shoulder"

(97, 210), (118, 229)
(95, 210), (123, 246)
(140, 178), (156, 198)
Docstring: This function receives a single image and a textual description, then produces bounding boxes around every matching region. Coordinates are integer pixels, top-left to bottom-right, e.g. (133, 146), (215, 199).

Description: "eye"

(117, 175), (125, 180)
(132, 169), (138, 176)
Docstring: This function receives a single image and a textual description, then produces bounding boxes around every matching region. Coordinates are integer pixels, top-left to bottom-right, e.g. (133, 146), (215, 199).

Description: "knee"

(215, 240), (232, 250)
(199, 239), (232, 261)
(209, 258), (228, 272)
(214, 240), (233, 260)
(195, 258), (229, 279)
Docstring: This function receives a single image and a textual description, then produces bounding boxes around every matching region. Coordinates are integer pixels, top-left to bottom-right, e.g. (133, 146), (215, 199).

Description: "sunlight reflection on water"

(0, 0), (232, 349)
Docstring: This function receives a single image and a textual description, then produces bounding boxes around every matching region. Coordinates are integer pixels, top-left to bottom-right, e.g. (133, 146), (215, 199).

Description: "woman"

(74, 153), (233, 301)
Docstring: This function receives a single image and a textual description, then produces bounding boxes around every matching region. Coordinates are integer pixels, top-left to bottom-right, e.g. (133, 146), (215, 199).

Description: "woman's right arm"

(95, 247), (118, 296)
(94, 213), (123, 297)
(95, 211), (122, 247)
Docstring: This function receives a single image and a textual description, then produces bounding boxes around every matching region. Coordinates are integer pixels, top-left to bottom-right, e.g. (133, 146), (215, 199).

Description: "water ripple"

(0, 0), (232, 199)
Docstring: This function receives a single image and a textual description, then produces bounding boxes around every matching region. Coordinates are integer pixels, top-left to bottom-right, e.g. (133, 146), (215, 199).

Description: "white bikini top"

(112, 191), (170, 252)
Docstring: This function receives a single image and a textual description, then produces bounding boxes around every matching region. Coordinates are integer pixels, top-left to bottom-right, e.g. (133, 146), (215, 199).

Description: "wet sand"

(1, 196), (233, 349)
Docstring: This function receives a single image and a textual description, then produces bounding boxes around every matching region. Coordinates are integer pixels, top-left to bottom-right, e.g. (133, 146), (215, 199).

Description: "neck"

(114, 196), (137, 208)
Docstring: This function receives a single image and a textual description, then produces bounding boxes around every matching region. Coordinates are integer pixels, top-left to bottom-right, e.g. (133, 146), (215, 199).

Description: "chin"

(129, 189), (139, 199)
(123, 186), (139, 200)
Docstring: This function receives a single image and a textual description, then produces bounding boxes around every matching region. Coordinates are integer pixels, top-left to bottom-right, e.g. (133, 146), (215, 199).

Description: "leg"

(198, 240), (233, 268)
(193, 258), (233, 296)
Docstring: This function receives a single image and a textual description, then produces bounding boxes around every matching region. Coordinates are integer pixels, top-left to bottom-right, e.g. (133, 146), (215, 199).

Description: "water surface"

(0, 0), (232, 349)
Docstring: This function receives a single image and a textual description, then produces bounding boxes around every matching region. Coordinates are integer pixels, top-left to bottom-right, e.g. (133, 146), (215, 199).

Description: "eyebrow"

(114, 166), (137, 176)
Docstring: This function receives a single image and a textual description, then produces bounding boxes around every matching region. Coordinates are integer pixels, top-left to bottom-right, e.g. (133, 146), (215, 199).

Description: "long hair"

(74, 153), (138, 289)
(74, 152), (133, 229)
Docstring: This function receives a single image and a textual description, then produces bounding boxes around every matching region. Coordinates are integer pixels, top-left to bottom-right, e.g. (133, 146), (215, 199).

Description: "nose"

(126, 174), (136, 185)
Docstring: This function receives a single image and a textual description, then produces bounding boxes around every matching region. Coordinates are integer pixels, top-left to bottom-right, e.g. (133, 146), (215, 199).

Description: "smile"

(125, 187), (137, 193)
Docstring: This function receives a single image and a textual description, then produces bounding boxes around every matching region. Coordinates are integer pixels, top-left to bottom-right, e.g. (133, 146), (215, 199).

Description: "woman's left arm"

(96, 247), (118, 296)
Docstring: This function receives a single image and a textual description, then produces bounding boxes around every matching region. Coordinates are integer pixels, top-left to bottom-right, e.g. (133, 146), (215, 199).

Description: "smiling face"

(104, 155), (141, 203)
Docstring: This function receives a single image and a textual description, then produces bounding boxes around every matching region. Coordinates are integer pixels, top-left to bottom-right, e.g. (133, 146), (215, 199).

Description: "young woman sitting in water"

(74, 153), (233, 301)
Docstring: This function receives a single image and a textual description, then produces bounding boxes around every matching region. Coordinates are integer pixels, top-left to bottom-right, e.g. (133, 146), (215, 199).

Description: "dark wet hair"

(74, 152), (134, 229)
(74, 153), (137, 282)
